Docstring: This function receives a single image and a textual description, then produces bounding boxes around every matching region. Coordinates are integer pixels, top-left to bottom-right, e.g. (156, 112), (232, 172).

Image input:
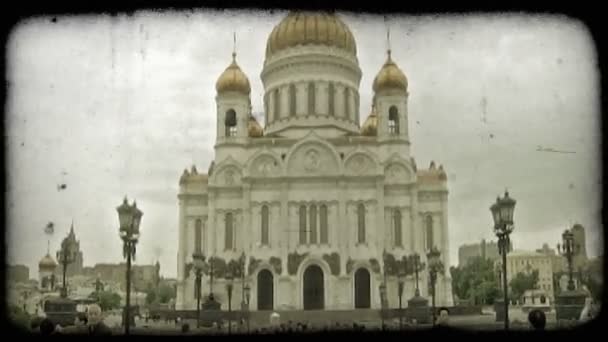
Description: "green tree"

(89, 290), (122, 311)
(509, 270), (539, 302)
(450, 256), (500, 305)
(157, 283), (176, 304)
(8, 305), (30, 332)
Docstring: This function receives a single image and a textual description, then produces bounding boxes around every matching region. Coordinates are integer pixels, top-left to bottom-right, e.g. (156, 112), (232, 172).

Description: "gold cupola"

(360, 106), (378, 136)
(215, 53), (251, 95)
(372, 50), (408, 93)
(248, 115), (264, 138)
(265, 12), (357, 60)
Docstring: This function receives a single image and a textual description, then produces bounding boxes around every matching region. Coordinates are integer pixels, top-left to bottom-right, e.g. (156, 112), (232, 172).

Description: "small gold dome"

(248, 115), (264, 138)
(266, 12), (357, 60)
(373, 51), (408, 93)
(360, 107), (378, 136)
(216, 53), (251, 95)
(39, 254), (57, 269)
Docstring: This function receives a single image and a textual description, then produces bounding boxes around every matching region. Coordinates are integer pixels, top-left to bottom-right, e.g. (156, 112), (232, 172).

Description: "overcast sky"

(6, 10), (602, 279)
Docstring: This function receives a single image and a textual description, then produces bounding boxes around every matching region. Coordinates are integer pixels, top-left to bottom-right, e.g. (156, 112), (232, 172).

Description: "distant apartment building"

(8, 264), (30, 284)
(458, 239), (503, 266)
(77, 262), (160, 292)
(505, 250), (555, 302)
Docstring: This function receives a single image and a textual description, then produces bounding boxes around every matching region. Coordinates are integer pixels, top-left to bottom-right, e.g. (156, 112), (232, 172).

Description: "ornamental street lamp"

(557, 229), (580, 291)
(192, 252), (205, 328)
(56, 234), (78, 298)
(244, 283), (251, 333)
(490, 190), (516, 330)
(397, 270), (405, 330)
(427, 246), (444, 326)
(379, 283), (387, 330)
(412, 253), (422, 297)
(226, 271), (234, 335)
(116, 196), (143, 336)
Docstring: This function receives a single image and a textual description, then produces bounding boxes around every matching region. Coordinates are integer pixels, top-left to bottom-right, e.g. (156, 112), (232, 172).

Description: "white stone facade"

(175, 14), (453, 311)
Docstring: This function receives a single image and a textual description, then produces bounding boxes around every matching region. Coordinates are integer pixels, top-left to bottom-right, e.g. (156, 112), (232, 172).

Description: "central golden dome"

(265, 12), (357, 59)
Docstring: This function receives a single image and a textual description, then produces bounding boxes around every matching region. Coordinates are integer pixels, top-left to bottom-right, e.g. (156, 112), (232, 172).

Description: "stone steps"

(247, 309), (381, 326)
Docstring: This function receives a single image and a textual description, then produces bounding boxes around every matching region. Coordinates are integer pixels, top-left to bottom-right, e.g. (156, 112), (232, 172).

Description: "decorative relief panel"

(345, 153), (375, 175)
(322, 252), (340, 276)
(251, 155), (280, 177)
(385, 163), (411, 183)
(216, 166), (241, 186)
(287, 142), (339, 176)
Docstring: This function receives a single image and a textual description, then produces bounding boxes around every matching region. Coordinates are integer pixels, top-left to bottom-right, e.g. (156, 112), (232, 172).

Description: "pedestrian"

(436, 307), (450, 326)
(39, 319), (55, 336)
(528, 309), (546, 331)
(579, 298), (594, 322)
(86, 304), (112, 335)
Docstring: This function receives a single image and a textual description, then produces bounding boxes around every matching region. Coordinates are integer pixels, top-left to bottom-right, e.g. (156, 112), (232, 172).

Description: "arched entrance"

(257, 269), (273, 310)
(354, 268), (371, 309)
(303, 265), (324, 310)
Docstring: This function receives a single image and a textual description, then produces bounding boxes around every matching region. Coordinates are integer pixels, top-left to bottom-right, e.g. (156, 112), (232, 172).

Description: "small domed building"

(38, 253), (58, 292)
(176, 12), (452, 311)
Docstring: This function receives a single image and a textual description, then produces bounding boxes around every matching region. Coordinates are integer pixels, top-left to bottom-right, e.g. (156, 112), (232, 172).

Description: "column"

(296, 82), (307, 116)
(338, 180), (346, 263)
(176, 195), (187, 309)
(243, 184), (251, 253)
(376, 180), (386, 251)
(316, 81), (328, 115)
(208, 190), (216, 255)
(336, 85), (346, 119)
(280, 85), (289, 119)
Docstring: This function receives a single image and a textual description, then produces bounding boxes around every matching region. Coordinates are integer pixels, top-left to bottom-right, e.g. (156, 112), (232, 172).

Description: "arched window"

(425, 215), (434, 250)
(299, 205), (307, 245)
(225, 212), (234, 250)
(357, 203), (366, 244)
(289, 84), (296, 117)
(388, 106), (399, 135)
(308, 82), (315, 115)
(344, 87), (351, 121)
(274, 88), (280, 121)
(194, 219), (202, 253)
(261, 205), (269, 246)
(309, 205), (317, 244)
(320, 204), (328, 244)
(394, 210), (402, 247)
(328, 83), (335, 116)
(225, 109), (237, 137)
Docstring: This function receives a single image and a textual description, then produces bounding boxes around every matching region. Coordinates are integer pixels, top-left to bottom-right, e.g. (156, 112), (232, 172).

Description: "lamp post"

(490, 190), (516, 330)
(379, 283), (387, 330)
(413, 253), (421, 297)
(56, 235), (77, 298)
(397, 271), (404, 330)
(427, 247), (443, 326)
(116, 196), (143, 336)
(192, 252), (204, 329)
(226, 271), (234, 335)
(557, 229), (580, 291)
(244, 283), (251, 333)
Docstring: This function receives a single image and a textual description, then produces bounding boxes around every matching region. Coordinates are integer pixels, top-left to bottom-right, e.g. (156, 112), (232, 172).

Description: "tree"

(157, 283), (176, 304)
(450, 256), (500, 305)
(89, 290), (122, 311)
(580, 257), (603, 302)
(509, 270), (539, 302)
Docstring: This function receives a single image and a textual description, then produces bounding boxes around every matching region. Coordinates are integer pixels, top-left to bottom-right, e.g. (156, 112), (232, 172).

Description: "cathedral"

(176, 12), (453, 311)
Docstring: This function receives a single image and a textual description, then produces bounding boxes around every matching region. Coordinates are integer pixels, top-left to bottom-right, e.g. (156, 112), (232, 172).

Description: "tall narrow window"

(388, 106), (399, 135)
(394, 210), (402, 247)
(261, 205), (269, 246)
(320, 204), (328, 244)
(195, 219), (202, 253)
(425, 215), (433, 250)
(344, 87), (351, 121)
(289, 84), (296, 117)
(357, 203), (366, 244)
(225, 109), (237, 137)
(308, 82), (315, 115)
(264, 93), (269, 125)
(309, 205), (317, 244)
(299, 205), (307, 245)
(355, 93), (360, 125)
(328, 83), (335, 116)
(274, 88), (280, 121)
(225, 212), (234, 250)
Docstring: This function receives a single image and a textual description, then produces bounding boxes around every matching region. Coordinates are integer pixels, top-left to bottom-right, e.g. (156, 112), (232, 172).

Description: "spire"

(69, 219), (75, 236)
(47, 239), (50, 255)
(385, 15), (392, 61)
(232, 31), (237, 62)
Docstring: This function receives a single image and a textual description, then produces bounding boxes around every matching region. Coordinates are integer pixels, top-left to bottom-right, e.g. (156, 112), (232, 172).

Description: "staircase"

(247, 309), (381, 327)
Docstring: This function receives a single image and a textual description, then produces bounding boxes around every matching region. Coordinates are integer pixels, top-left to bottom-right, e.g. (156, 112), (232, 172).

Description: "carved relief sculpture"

(322, 252), (341, 276)
(287, 251), (309, 275)
(225, 170), (235, 185)
(248, 257), (262, 276)
(304, 149), (321, 172)
(269, 256), (282, 275)
(346, 257), (355, 275)
(369, 258), (381, 274)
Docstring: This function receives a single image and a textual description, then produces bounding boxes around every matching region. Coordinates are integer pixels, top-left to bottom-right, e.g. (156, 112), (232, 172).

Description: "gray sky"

(6, 10), (602, 279)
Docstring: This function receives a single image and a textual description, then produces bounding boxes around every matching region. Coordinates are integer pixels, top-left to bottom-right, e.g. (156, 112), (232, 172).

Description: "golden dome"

(373, 51), (408, 93)
(360, 107), (378, 136)
(265, 12), (357, 59)
(248, 115), (264, 138)
(39, 254), (57, 269)
(215, 53), (251, 95)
